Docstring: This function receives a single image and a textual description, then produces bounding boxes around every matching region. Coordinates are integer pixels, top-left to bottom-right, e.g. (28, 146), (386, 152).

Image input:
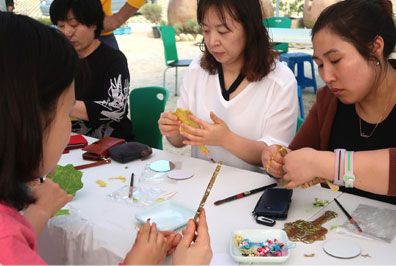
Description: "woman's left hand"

(179, 112), (231, 147)
(282, 148), (321, 189)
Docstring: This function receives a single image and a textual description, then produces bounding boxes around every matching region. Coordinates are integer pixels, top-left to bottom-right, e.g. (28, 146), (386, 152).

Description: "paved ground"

(14, 0), (325, 157)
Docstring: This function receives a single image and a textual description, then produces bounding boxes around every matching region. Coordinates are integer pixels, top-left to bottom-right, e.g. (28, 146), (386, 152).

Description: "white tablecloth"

(37, 137), (396, 264)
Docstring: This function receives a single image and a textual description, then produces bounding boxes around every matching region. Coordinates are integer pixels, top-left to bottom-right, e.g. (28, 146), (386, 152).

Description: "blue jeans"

(99, 33), (119, 50)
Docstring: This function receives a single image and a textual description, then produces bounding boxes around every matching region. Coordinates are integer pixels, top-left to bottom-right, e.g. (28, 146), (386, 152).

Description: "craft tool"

(214, 183), (277, 206)
(128, 173), (134, 199)
(334, 198), (362, 233)
(193, 162), (222, 223)
(74, 158), (111, 170)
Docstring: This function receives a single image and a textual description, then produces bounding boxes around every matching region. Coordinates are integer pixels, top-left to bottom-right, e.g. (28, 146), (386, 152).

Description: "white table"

(37, 138), (396, 264)
(267, 27), (312, 44)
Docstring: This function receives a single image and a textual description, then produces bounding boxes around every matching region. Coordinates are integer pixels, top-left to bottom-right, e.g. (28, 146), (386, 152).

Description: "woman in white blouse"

(159, 0), (298, 172)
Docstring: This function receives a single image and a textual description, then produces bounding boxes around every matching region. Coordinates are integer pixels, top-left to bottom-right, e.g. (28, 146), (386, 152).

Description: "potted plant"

(140, 3), (163, 38)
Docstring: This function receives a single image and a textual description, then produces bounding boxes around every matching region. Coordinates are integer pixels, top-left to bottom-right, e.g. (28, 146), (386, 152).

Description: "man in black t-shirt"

(50, 0), (133, 141)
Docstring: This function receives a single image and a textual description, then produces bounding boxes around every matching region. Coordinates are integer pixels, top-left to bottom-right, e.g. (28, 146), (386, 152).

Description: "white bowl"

(230, 229), (292, 263)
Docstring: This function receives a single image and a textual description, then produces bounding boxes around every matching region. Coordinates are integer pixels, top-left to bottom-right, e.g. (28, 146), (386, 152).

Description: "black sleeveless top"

(329, 101), (396, 204)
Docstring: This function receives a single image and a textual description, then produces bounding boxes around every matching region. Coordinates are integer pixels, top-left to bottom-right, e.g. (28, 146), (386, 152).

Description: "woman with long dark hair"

(263, 0), (396, 204)
(0, 11), (212, 265)
(159, 0), (298, 172)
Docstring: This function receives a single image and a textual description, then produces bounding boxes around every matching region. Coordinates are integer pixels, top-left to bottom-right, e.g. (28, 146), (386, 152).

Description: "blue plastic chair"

(280, 53), (317, 93)
(297, 85), (304, 119)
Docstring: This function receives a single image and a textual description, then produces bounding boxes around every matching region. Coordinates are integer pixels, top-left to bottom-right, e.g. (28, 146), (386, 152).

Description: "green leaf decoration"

(54, 209), (70, 216)
(47, 164), (83, 196)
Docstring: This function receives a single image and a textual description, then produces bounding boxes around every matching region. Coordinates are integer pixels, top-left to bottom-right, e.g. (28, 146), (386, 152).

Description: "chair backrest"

(296, 116), (304, 132)
(263, 17), (292, 28)
(158, 25), (179, 66)
(263, 17), (292, 53)
(129, 86), (169, 150)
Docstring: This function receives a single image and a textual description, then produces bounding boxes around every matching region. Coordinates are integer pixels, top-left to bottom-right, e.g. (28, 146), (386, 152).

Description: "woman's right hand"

(262, 144), (288, 178)
(172, 209), (213, 265)
(158, 112), (181, 137)
(24, 178), (73, 236)
(29, 178), (73, 218)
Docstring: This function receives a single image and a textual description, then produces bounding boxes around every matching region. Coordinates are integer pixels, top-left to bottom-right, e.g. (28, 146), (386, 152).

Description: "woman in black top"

(50, 0), (133, 141)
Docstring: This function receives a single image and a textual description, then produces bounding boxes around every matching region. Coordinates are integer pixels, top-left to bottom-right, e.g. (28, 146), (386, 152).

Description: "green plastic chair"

(296, 116), (304, 132)
(263, 17), (292, 54)
(129, 86), (169, 150)
(158, 25), (192, 96)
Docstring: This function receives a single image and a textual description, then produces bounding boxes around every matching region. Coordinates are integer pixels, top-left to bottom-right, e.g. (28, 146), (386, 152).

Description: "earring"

(376, 61), (380, 66)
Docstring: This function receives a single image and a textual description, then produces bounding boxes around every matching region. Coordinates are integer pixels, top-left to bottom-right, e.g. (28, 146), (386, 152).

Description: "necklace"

(359, 87), (395, 138)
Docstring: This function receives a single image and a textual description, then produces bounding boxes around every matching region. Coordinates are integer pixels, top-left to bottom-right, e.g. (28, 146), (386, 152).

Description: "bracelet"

(343, 151), (355, 188)
(333, 149), (346, 186)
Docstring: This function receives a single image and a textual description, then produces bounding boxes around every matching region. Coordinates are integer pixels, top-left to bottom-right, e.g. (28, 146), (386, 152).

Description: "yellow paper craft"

(172, 108), (216, 163)
(109, 176), (127, 182)
(274, 146), (339, 192)
(96, 179), (107, 187)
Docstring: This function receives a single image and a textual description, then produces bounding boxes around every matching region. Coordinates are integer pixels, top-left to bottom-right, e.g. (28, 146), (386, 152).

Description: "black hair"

(0, 12), (79, 210)
(312, 0), (396, 64)
(197, 0), (276, 82)
(50, 0), (104, 39)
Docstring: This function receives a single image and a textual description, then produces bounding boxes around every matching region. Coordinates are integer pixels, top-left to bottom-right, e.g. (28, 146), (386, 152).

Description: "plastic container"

(123, 26), (132, 34)
(230, 229), (292, 263)
(114, 28), (124, 35)
(135, 200), (195, 231)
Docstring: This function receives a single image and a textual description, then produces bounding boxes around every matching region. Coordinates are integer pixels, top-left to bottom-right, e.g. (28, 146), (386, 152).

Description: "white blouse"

(177, 57), (298, 172)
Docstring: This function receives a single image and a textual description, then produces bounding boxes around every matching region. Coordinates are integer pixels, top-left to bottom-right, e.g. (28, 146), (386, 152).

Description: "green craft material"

(330, 225), (339, 231)
(47, 164), (83, 196)
(54, 209), (70, 216)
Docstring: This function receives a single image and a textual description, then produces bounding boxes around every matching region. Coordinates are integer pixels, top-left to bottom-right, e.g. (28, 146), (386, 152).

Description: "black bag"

(108, 142), (152, 163)
(252, 188), (293, 220)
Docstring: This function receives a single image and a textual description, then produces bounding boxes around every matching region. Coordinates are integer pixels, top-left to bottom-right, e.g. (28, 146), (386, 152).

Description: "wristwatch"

(343, 151), (355, 188)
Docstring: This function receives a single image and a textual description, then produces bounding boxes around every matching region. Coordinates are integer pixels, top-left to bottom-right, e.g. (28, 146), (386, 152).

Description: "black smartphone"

(252, 188), (293, 220)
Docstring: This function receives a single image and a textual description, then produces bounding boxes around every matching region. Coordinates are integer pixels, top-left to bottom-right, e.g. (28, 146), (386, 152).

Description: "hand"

(158, 112), (181, 137)
(161, 231), (182, 256)
(262, 145), (290, 178)
(124, 221), (178, 265)
(172, 209), (213, 265)
(282, 148), (320, 189)
(180, 112), (230, 147)
(28, 178), (73, 219)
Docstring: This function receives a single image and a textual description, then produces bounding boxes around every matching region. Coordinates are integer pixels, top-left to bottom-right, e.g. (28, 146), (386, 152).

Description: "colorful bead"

(234, 234), (290, 257)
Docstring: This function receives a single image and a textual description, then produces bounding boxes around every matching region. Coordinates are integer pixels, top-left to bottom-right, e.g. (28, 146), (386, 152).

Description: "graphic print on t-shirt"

(95, 74), (130, 122)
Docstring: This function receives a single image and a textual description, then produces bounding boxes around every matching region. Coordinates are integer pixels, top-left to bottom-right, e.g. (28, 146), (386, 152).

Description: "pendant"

(360, 132), (370, 138)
